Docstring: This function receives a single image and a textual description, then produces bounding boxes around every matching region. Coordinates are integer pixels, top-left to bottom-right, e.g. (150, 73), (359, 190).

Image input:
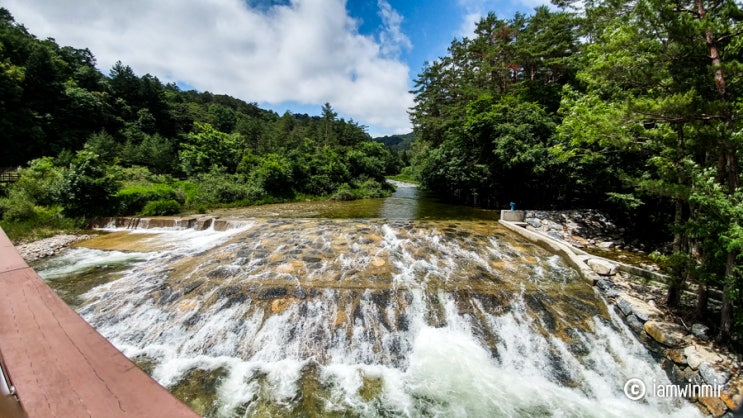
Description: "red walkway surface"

(0, 228), (199, 418)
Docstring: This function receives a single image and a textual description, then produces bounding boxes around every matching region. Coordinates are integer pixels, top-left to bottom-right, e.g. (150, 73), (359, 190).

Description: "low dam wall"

(0, 227), (199, 418)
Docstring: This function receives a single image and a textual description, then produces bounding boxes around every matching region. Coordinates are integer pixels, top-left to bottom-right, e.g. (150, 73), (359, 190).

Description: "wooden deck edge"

(0, 228), (199, 418)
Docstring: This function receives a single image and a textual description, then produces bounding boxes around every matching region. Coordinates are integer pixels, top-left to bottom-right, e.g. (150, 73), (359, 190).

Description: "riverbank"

(501, 212), (742, 417)
(15, 234), (96, 263)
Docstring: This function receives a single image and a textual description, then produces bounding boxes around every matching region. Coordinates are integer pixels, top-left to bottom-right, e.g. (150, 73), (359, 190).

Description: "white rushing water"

(37, 220), (703, 417)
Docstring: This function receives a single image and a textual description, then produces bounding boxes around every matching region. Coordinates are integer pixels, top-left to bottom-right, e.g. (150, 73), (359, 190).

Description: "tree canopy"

(409, 0), (743, 343)
(0, 7), (401, 226)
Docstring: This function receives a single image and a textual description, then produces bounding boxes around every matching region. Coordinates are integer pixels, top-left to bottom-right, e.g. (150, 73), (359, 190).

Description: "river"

(34, 183), (701, 417)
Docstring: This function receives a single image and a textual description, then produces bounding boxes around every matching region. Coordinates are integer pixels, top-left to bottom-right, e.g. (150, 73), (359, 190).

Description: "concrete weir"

(0, 227), (199, 418)
(498, 210), (669, 284)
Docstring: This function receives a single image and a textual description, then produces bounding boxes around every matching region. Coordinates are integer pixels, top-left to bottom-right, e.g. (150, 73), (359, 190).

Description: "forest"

(409, 0), (743, 343)
(1, 0), (742, 344)
(0, 7), (400, 234)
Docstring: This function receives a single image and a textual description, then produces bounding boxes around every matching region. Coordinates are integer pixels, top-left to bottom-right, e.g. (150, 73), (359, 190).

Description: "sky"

(1, 0), (552, 136)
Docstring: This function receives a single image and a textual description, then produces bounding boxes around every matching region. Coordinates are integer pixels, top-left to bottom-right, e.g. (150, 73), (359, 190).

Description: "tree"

(555, 0), (743, 341)
(179, 122), (245, 175)
(56, 151), (119, 217)
(321, 102), (337, 145)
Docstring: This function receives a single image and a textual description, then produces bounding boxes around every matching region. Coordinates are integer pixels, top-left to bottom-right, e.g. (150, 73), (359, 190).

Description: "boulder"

(691, 323), (711, 341)
(586, 258), (619, 276)
(547, 231), (564, 241)
(699, 362), (731, 386)
(698, 396), (730, 418)
(665, 348), (687, 365)
(684, 345), (723, 370)
(598, 241), (615, 249)
(644, 321), (687, 347)
(626, 314), (646, 334)
(526, 218), (542, 228)
(616, 293), (662, 321)
(721, 378), (743, 412)
(596, 278), (620, 298)
(668, 365), (698, 387)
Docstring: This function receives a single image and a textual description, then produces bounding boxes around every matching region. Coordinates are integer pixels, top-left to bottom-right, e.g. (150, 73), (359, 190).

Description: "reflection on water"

(210, 181), (499, 221)
(379, 181), (420, 219)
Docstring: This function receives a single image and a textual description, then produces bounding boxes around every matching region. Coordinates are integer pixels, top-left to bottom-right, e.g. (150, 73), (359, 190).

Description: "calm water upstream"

(34, 183), (701, 417)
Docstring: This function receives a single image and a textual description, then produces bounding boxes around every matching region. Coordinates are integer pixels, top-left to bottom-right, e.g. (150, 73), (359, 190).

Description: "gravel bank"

(16, 234), (95, 263)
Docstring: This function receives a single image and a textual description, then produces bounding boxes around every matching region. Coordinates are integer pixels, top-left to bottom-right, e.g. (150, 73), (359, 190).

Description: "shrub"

(0, 190), (35, 222)
(56, 151), (120, 218)
(330, 183), (355, 201)
(354, 178), (387, 199)
(249, 153), (294, 196)
(15, 157), (65, 206)
(141, 199), (181, 216)
(191, 173), (249, 206)
(116, 184), (178, 215)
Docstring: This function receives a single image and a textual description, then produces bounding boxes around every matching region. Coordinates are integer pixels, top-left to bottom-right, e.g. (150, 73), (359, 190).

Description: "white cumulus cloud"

(455, 0), (553, 38)
(2, 0), (414, 135)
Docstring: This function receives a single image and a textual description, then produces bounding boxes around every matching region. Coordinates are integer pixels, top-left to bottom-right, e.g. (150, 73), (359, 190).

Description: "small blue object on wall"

(510, 202), (515, 211)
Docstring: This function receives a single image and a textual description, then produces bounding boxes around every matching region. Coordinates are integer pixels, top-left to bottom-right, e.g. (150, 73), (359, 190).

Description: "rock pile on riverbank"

(599, 273), (742, 417)
(16, 234), (95, 263)
(503, 211), (742, 416)
(524, 209), (646, 252)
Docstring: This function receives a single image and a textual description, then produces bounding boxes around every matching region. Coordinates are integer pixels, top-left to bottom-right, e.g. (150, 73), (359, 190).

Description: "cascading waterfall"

(36, 218), (702, 417)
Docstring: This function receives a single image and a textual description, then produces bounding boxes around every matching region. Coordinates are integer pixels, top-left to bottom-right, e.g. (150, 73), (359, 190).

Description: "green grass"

(0, 215), (82, 244)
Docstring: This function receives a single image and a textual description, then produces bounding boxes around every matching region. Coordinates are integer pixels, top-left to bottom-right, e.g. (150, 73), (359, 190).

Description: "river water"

(34, 183), (701, 417)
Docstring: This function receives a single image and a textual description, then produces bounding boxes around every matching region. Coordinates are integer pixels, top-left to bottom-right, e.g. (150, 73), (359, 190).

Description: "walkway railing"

(0, 169), (19, 185)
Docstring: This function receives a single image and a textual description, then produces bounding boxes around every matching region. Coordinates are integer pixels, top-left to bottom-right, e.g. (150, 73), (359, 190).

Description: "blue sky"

(1, 0), (551, 136)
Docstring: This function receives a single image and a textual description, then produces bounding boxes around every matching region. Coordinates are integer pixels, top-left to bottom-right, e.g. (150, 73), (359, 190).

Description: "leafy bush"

(0, 205), (79, 242)
(330, 179), (393, 201)
(56, 151), (120, 218)
(14, 157), (66, 206)
(141, 199), (181, 216)
(249, 153), (294, 196)
(353, 178), (390, 199)
(116, 183), (178, 215)
(190, 170), (263, 207)
(0, 190), (36, 222)
(330, 183), (354, 201)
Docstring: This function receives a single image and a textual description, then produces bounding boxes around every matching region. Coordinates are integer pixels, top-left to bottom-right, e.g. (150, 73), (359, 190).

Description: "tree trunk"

(666, 198), (685, 308)
(696, 280), (708, 319)
(720, 252), (735, 342)
(694, 0), (738, 343)
(667, 125), (687, 308)
(719, 146), (739, 342)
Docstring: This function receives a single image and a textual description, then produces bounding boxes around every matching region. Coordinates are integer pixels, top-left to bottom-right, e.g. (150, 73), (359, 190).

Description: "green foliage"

(330, 183), (355, 201)
(115, 183), (178, 215)
(330, 179), (392, 201)
(0, 205), (79, 243)
(0, 189), (35, 222)
(83, 131), (121, 162)
(141, 199), (181, 216)
(248, 153), (294, 196)
(190, 169), (262, 207)
(56, 150), (120, 217)
(13, 157), (65, 206)
(179, 122), (244, 175)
